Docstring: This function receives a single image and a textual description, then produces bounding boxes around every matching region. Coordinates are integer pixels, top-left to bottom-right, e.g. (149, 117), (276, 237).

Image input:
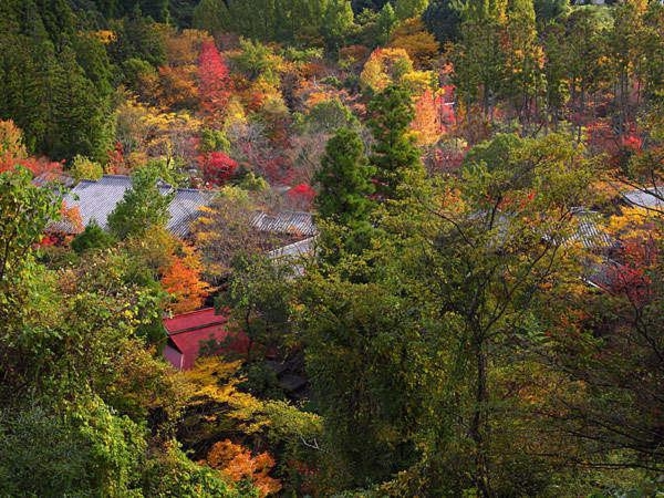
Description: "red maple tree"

(198, 41), (232, 126)
(198, 151), (238, 186)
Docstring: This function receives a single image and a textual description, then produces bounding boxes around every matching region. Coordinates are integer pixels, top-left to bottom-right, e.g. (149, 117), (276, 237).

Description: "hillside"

(0, 0), (662, 496)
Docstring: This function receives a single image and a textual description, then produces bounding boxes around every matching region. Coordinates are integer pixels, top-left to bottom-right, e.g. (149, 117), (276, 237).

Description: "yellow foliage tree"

(360, 47), (435, 95)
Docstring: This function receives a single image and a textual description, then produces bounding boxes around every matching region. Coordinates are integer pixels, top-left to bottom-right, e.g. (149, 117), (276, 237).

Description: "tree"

(388, 18), (440, 69)
(322, 0), (356, 56)
(0, 167), (61, 284)
(107, 165), (173, 240)
(314, 128), (375, 228)
(411, 89), (444, 145)
(0, 119), (27, 165)
(360, 47), (433, 94)
(400, 132), (596, 495)
(501, 0), (545, 127)
(376, 3), (398, 45)
(69, 155), (103, 181)
(71, 221), (116, 254)
(197, 151), (239, 186)
(198, 40), (232, 126)
(422, 0), (461, 45)
(562, 7), (611, 141)
(192, 186), (274, 282)
(142, 441), (251, 497)
(300, 132), (600, 495)
(368, 84), (425, 200)
(0, 396), (147, 497)
(48, 45), (113, 162)
(206, 440), (279, 497)
(394, 0), (429, 20)
(533, 0), (569, 26)
(451, 0), (506, 122)
(160, 245), (211, 314)
(299, 264), (430, 490)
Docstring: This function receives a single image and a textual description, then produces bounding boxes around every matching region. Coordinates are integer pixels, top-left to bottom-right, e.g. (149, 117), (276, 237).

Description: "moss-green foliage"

(71, 221), (116, 253)
(304, 98), (359, 134)
(142, 442), (251, 498)
(0, 398), (147, 498)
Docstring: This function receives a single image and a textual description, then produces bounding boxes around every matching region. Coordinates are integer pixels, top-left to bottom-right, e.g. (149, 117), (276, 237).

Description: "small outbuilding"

(163, 308), (248, 370)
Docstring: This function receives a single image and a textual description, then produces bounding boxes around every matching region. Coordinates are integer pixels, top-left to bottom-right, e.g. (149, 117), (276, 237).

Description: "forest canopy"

(0, 0), (662, 496)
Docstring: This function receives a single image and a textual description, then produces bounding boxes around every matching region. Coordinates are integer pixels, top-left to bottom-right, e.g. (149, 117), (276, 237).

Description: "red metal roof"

(163, 308), (247, 370)
(164, 307), (227, 334)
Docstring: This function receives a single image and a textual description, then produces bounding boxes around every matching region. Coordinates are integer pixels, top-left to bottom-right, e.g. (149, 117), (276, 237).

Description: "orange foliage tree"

(205, 439), (281, 497)
(160, 245), (211, 314)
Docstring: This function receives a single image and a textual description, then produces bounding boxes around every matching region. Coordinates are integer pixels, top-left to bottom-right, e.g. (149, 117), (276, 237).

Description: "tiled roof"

(32, 171), (76, 188)
(268, 236), (316, 259)
(49, 175), (213, 237)
(163, 308), (248, 370)
(621, 186), (664, 210)
(568, 208), (616, 250)
(251, 210), (317, 237)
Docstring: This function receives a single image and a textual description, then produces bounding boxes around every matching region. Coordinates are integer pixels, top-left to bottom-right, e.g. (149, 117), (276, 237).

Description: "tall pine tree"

(314, 127), (375, 228)
(368, 84), (425, 200)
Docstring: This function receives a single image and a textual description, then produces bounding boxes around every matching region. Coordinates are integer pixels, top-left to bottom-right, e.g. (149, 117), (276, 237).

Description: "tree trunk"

(470, 333), (493, 498)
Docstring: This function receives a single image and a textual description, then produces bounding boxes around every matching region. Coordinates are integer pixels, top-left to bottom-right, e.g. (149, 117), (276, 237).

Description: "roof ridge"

(100, 174), (132, 180)
(165, 307), (219, 318)
(166, 320), (227, 335)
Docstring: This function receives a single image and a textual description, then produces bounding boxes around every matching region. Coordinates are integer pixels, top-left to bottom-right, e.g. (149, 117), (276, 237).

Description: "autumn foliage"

(287, 183), (316, 210)
(205, 439), (281, 497)
(160, 245), (211, 314)
(0, 119), (63, 176)
(198, 41), (232, 126)
(198, 151), (239, 186)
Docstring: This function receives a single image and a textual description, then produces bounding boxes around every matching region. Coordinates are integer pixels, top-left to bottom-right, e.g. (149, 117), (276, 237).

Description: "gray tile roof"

(621, 186), (664, 210)
(251, 210), (317, 237)
(32, 172), (76, 188)
(268, 236), (316, 259)
(568, 208), (616, 251)
(50, 175), (213, 237)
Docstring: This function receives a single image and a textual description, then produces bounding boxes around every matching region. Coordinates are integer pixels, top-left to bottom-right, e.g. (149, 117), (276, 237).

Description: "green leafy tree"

(107, 165), (173, 240)
(219, 254), (296, 361)
(502, 0), (545, 127)
(0, 167), (60, 284)
(300, 272), (427, 490)
(301, 132), (599, 495)
(451, 0), (506, 121)
(397, 132), (596, 495)
(69, 154), (104, 181)
(562, 6), (611, 141)
(533, 0), (569, 26)
(0, 397), (147, 497)
(71, 221), (116, 254)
